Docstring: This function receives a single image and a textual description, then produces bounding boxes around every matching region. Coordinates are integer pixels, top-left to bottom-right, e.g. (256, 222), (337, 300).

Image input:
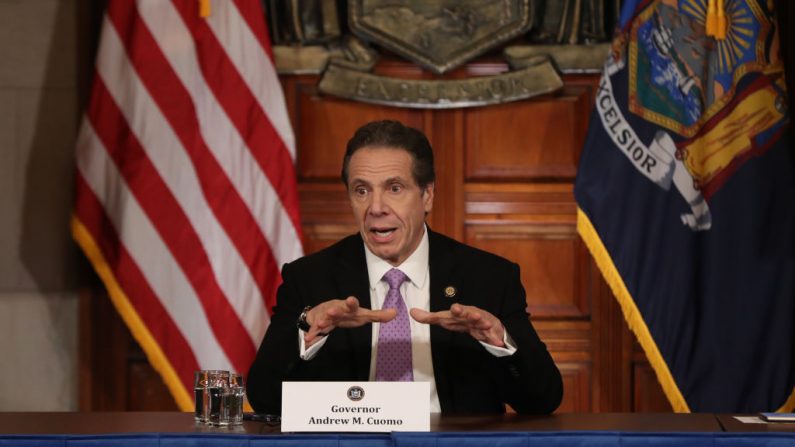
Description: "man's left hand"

(410, 303), (505, 348)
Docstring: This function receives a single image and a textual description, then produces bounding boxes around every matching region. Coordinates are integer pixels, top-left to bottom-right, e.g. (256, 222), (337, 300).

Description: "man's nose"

(368, 190), (389, 215)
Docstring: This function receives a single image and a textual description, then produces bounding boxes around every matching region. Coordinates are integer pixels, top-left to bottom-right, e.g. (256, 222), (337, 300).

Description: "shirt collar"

(364, 225), (429, 290)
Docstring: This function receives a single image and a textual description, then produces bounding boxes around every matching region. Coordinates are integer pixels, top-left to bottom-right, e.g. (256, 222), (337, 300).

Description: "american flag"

(72, 0), (302, 410)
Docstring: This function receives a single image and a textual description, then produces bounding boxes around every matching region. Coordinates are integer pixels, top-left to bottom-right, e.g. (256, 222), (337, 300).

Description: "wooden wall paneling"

(426, 108), (465, 240)
(79, 288), (128, 410)
(542, 74), (630, 412)
(460, 76), (596, 411)
(78, 289), (94, 410)
(556, 362), (593, 413)
(464, 184), (587, 318)
(464, 86), (592, 180)
(278, 74), (305, 153)
(464, 223), (588, 317)
(590, 270), (633, 412)
(298, 183), (356, 254)
(127, 346), (179, 411)
(465, 183), (576, 216)
(632, 357), (674, 412)
(537, 320), (592, 412)
(80, 288), (178, 411)
(78, 289), (96, 411)
(464, 180), (594, 411)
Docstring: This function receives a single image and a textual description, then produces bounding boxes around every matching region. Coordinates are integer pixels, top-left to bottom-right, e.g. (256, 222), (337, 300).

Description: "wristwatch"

(296, 306), (312, 332)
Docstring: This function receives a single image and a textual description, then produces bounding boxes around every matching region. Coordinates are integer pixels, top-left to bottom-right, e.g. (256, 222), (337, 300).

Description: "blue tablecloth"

(2, 431), (794, 447)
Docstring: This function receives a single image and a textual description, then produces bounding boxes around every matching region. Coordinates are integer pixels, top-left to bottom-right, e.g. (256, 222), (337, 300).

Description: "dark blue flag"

(575, 0), (795, 412)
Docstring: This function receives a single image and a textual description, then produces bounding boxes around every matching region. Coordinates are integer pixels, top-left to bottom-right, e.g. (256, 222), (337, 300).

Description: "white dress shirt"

(299, 226), (516, 412)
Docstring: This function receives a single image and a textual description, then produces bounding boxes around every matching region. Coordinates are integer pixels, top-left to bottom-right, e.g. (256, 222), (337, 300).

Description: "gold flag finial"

(199, 0), (211, 18)
(706, 0), (718, 37)
(715, 0), (727, 40)
(706, 0), (727, 40)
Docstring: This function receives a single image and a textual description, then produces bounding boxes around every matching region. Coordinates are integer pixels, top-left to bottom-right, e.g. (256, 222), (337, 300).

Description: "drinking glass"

(222, 374), (245, 426)
(206, 370), (230, 425)
(193, 370), (210, 422)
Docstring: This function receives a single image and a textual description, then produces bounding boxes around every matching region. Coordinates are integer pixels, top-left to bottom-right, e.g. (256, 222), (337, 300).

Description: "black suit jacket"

(247, 229), (562, 414)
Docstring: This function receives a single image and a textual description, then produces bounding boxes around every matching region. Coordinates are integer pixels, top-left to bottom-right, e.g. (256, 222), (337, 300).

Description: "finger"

(448, 304), (477, 326)
(409, 308), (431, 323)
(483, 331), (505, 348)
(473, 326), (495, 341)
(467, 319), (491, 333)
(471, 313), (496, 330)
(457, 305), (485, 324)
(344, 296), (360, 312)
(314, 316), (333, 332)
(367, 308), (397, 323)
(452, 304), (496, 329)
(479, 320), (506, 346)
(412, 309), (452, 325)
(325, 305), (341, 318)
(305, 327), (324, 342)
(465, 310), (482, 323)
(449, 303), (464, 317)
(417, 309), (473, 332)
(327, 298), (358, 319)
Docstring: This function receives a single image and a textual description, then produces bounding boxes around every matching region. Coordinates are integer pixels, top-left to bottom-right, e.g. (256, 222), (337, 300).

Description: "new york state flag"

(575, 0), (794, 412)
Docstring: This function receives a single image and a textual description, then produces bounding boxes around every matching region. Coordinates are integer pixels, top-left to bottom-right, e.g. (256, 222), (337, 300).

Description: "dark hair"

(341, 120), (435, 189)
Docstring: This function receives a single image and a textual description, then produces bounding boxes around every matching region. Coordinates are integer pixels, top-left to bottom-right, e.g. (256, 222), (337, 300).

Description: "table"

(0, 412), (792, 447)
(717, 414), (795, 433)
(0, 412), (724, 434)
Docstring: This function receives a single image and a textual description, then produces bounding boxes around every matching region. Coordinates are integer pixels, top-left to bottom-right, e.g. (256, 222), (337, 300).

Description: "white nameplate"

(281, 382), (430, 432)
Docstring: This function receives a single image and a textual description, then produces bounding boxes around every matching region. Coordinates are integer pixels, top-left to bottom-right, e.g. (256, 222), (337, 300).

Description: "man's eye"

(354, 187), (368, 196)
(390, 184), (403, 193)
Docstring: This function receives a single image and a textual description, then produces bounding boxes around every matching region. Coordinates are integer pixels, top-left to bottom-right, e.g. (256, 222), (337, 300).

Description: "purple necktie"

(375, 268), (413, 381)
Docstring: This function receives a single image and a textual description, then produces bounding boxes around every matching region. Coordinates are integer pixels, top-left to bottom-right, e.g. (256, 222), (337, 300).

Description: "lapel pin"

(444, 286), (456, 298)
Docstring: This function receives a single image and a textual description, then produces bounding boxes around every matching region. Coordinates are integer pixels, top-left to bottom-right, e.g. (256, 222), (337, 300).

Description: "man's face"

(347, 146), (434, 266)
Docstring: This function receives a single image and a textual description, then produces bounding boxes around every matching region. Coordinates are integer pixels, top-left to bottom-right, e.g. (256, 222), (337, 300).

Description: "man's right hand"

(304, 296), (396, 346)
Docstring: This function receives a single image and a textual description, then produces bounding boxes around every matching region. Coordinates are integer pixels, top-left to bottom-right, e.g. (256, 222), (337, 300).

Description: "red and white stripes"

(73, 0), (302, 410)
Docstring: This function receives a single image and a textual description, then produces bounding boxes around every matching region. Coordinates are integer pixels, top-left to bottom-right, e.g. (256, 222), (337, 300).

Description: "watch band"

(297, 305), (312, 332)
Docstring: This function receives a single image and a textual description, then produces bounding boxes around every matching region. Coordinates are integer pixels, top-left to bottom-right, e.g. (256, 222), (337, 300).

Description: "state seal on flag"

(626, 0), (788, 199)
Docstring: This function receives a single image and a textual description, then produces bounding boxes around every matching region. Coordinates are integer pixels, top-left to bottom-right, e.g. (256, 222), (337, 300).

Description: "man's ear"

(422, 182), (435, 213)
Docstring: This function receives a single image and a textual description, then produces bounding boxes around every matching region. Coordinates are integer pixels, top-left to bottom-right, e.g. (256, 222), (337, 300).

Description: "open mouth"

(370, 227), (397, 239)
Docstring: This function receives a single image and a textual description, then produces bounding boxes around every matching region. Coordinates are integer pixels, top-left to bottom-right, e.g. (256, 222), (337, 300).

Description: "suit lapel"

(428, 230), (457, 412)
(334, 233), (373, 381)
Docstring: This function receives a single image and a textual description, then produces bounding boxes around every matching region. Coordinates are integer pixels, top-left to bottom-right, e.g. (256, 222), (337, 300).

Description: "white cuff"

(299, 329), (328, 360)
(479, 329), (517, 357)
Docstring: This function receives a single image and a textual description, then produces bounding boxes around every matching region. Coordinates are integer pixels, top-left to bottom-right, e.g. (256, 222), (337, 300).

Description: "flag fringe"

(776, 387), (795, 413)
(71, 214), (193, 412)
(576, 207), (691, 413)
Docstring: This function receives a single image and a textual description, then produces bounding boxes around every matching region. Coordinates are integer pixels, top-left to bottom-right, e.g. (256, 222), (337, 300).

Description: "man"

(247, 120), (562, 414)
